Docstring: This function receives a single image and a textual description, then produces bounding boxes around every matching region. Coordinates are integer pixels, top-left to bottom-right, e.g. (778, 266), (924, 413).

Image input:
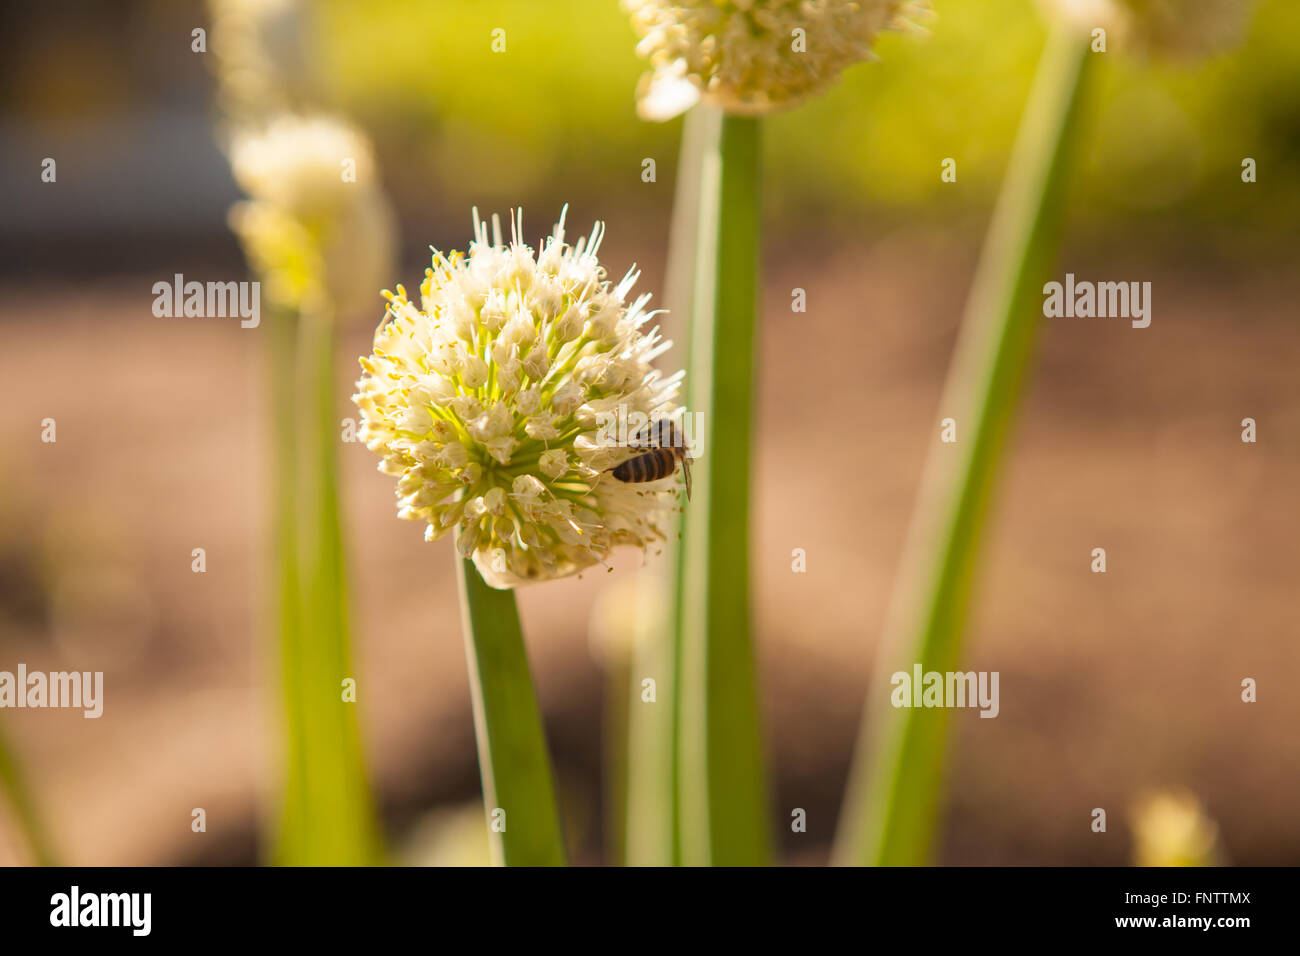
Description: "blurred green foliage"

(312, 0), (1299, 242)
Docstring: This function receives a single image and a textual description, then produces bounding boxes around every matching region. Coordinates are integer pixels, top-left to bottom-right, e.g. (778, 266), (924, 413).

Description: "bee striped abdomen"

(613, 448), (676, 484)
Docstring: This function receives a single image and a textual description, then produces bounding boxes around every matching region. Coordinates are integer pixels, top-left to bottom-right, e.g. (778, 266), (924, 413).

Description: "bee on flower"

(353, 209), (688, 589)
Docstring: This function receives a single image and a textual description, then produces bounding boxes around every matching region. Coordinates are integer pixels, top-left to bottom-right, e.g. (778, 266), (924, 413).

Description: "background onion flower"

(622, 0), (923, 120)
(354, 209), (685, 589)
(228, 113), (395, 319)
(1042, 0), (1256, 57)
(1131, 789), (1222, 866)
(215, 86), (396, 858)
(208, 0), (311, 118)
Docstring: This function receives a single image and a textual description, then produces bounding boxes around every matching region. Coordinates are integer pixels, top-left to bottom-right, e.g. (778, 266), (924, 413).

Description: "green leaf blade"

(833, 25), (1095, 867)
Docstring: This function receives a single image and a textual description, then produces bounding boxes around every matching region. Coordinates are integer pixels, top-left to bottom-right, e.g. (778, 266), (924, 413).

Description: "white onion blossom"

(353, 209), (686, 588)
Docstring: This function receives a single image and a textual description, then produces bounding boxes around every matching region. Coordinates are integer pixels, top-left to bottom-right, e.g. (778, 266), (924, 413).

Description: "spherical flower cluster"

(353, 210), (686, 589)
(231, 114), (378, 223)
(622, 0), (920, 121)
(228, 113), (394, 317)
(1042, 0), (1256, 58)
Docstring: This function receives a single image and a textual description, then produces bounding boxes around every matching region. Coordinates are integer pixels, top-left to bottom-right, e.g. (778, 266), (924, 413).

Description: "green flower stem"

(456, 556), (566, 866)
(274, 299), (382, 865)
(603, 658), (631, 866)
(675, 107), (771, 867)
(268, 303), (308, 863)
(623, 618), (675, 865)
(0, 722), (56, 865)
(624, 103), (713, 868)
(832, 23), (1093, 867)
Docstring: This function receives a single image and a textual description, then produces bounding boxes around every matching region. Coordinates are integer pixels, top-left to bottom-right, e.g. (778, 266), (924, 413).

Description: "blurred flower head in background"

(208, 0), (313, 117)
(1130, 788), (1222, 866)
(227, 113), (395, 318)
(623, 0), (923, 120)
(1042, 0), (1257, 57)
(210, 0), (393, 319)
(231, 114), (377, 223)
(353, 209), (685, 589)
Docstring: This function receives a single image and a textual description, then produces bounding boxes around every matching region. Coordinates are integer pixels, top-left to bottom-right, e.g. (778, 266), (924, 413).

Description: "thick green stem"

(456, 556), (566, 866)
(833, 24), (1093, 867)
(269, 303), (308, 864)
(624, 104), (714, 867)
(675, 108), (771, 867)
(274, 299), (381, 865)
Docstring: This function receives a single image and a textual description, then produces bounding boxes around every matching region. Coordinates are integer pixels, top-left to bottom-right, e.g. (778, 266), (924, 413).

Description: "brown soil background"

(1, 230), (1297, 865)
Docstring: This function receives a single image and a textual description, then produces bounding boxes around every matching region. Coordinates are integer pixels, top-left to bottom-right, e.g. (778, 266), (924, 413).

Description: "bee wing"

(628, 417), (686, 450)
(626, 418), (659, 448)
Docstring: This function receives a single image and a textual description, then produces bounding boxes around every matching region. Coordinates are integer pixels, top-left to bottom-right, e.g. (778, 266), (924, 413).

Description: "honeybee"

(608, 418), (693, 500)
